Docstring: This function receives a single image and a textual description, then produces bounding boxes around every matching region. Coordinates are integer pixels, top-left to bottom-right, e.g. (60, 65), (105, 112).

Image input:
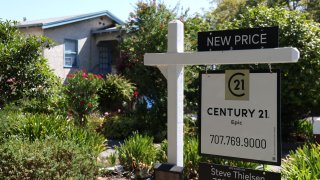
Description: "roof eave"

(17, 23), (43, 29)
(42, 14), (102, 29)
(42, 10), (124, 29)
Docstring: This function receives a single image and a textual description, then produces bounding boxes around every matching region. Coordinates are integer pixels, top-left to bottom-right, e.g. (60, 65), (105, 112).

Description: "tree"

(265, 0), (319, 14)
(0, 20), (59, 107)
(118, 0), (217, 140)
(251, 0), (320, 22)
(209, 0), (320, 28)
(207, 0), (247, 26)
(119, 0), (175, 102)
(120, 0), (215, 115)
(303, 0), (320, 22)
(183, 16), (211, 113)
(118, 0), (176, 140)
(218, 5), (320, 140)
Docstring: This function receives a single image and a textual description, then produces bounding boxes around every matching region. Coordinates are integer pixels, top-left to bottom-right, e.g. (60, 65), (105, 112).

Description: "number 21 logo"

(225, 70), (249, 101)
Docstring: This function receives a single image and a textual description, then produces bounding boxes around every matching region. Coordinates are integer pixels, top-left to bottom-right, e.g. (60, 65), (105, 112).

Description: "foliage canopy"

(119, 0), (175, 102)
(0, 20), (59, 107)
(219, 5), (320, 138)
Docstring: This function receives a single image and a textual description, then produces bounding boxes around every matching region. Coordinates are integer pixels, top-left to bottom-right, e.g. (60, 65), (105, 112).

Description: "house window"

(64, 39), (78, 67)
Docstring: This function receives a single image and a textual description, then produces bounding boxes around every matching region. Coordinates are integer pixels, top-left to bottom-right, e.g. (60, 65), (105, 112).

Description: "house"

(17, 10), (125, 81)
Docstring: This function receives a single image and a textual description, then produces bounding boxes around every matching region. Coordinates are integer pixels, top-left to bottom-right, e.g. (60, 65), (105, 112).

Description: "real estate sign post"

(144, 20), (299, 169)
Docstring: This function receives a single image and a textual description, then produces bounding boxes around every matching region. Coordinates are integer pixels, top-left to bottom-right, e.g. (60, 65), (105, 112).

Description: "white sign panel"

(200, 70), (281, 165)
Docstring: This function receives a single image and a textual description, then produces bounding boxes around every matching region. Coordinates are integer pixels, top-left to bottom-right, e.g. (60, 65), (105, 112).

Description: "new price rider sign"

(198, 27), (278, 51)
(200, 70), (281, 165)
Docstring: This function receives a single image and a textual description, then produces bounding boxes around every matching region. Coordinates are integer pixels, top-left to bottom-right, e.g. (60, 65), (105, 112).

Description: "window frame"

(64, 39), (78, 68)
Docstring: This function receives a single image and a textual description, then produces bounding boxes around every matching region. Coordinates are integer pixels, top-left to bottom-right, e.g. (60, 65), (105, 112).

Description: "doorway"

(98, 46), (112, 74)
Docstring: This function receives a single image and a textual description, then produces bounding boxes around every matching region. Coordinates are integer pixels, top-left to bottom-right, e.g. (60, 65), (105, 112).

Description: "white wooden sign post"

(144, 20), (300, 167)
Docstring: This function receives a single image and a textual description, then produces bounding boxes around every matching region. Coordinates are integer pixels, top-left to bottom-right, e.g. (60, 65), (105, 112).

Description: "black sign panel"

(198, 27), (278, 51)
(199, 163), (281, 180)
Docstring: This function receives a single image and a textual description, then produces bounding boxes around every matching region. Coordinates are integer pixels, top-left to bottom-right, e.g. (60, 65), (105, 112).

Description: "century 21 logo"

(225, 70), (249, 101)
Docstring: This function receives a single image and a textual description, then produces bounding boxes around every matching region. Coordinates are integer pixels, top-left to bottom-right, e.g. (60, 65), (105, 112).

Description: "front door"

(99, 46), (112, 74)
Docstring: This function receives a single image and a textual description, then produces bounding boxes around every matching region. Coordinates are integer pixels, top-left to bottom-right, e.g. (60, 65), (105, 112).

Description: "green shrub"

(116, 133), (157, 177)
(184, 136), (201, 179)
(0, 105), (23, 143)
(20, 113), (105, 154)
(131, 101), (167, 142)
(156, 139), (168, 163)
(0, 108), (105, 154)
(0, 105), (105, 179)
(0, 20), (60, 107)
(103, 109), (166, 142)
(294, 119), (313, 142)
(19, 85), (69, 116)
(103, 114), (139, 139)
(184, 115), (198, 136)
(0, 138), (100, 179)
(64, 70), (103, 126)
(282, 143), (320, 179)
(107, 152), (117, 166)
(63, 124), (105, 154)
(103, 94), (167, 142)
(19, 113), (66, 141)
(99, 74), (135, 111)
(87, 113), (105, 133)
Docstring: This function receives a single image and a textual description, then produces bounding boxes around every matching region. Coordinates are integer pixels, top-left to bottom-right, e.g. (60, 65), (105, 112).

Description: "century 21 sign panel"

(199, 70), (281, 165)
